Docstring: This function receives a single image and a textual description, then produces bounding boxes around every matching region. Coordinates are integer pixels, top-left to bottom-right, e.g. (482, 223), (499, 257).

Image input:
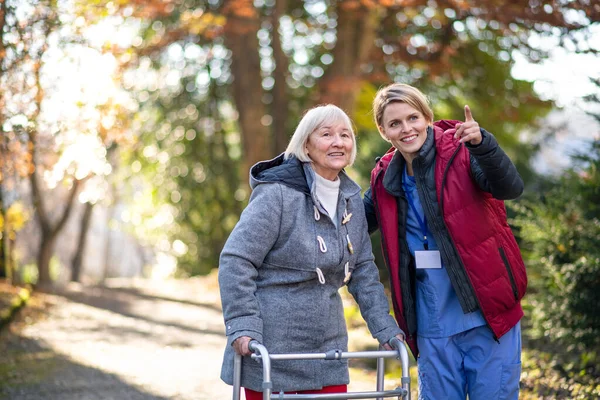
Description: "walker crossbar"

(266, 388), (407, 399)
(232, 340), (411, 400)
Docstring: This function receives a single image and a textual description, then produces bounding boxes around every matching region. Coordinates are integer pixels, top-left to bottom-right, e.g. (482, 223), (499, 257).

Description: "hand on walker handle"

(454, 105), (482, 145)
(233, 336), (253, 356)
(383, 333), (405, 350)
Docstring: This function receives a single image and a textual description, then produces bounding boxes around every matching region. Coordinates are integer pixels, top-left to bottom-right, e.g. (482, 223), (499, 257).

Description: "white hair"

(284, 104), (357, 165)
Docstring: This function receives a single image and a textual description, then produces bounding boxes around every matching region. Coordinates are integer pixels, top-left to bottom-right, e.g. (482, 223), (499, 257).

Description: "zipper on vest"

(436, 144), (499, 340)
(499, 247), (519, 300)
(439, 145), (461, 215)
(417, 146), (478, 313)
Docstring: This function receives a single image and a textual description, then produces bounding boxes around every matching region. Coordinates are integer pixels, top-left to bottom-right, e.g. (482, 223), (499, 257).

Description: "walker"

(232, 337), (411, 400)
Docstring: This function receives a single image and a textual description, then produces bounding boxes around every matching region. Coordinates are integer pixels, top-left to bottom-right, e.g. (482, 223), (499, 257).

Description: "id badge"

(415, 250), (442, 269)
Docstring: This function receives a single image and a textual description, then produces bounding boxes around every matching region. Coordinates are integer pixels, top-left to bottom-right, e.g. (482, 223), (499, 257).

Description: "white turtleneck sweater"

(314, 172), (341, 227)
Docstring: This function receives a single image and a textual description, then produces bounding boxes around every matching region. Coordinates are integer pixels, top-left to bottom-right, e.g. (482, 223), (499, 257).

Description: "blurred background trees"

(0, 0), (599, 395)
(76, 0), (597, 274)
(513, 82), (600, 394)
(1, 0), (137, 285)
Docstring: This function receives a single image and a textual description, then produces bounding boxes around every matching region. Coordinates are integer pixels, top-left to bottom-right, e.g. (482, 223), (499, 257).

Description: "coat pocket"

(498, 247), (519, 301)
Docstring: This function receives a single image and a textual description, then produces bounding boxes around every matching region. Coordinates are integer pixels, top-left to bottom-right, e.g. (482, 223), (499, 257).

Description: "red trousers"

(244, 385), (347, 400)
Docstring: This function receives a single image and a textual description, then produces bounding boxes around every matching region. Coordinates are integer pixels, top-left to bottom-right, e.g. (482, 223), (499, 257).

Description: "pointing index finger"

(464, 105), (474, 122)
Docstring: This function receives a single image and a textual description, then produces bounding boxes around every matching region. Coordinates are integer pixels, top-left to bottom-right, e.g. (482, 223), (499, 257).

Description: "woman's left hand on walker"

(454, 105), (482, 145)
(382, 333), (406, 350)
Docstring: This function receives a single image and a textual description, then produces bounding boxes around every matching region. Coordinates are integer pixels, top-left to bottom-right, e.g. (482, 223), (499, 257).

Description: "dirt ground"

(0, 275), (416, 399)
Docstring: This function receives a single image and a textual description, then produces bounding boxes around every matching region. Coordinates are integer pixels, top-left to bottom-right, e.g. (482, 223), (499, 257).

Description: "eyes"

(322, 131), (351, 138)
(389, 115), (420, 128)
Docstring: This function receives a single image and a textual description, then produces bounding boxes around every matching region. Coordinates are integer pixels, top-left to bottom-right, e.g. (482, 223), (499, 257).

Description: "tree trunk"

(222, 1), (271, 177)
(102, 172), (120, 283)
(0, 232), (8, 282)
(270, 0), (289, 154)
(102, 203), (115, 282)
(316, 3), (380, 115)
(71, 201), (94, 282)
(2, 222), (11, 283)
(0, 193), (5, 280)
(30, 170), (83, 287)
(102, 146), (119, 283)
(0, 0), (7, 281)
(37, 231), (56, 286)
(26, 1), (66, 288)
(8, 235), (15, 282)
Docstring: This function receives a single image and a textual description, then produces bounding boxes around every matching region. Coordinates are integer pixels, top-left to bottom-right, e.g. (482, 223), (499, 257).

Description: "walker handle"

(249, 340), (261, 357)
(388, 336), (411, 400)
(387, 336), (403, 357)
(248, 340), (273, 400)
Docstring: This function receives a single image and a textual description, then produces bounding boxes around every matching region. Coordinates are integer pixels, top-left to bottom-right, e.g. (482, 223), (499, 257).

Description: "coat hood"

(250, 153), (310, 194)
(249, 153), (361, 199)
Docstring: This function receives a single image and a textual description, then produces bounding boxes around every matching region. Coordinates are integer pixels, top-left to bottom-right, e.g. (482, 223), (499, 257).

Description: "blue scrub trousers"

(417, 322), (521, 400)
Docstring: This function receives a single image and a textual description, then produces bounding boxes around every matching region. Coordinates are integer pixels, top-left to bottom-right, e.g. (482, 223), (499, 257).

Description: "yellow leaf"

(6, 202), (29, 232)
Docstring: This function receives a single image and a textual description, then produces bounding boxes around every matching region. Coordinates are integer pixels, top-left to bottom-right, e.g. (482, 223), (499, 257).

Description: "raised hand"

(454, 105), (482, 145)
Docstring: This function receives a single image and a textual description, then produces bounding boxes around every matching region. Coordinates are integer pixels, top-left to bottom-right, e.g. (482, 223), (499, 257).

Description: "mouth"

(401, 134), (418, 143)
(328, 152), (345, 157)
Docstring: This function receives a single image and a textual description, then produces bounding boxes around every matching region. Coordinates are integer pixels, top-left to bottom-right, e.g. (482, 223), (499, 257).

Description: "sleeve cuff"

(225, 315), (264, 344)
(466, 128), (496, 154)
(371, 318), (405, 345)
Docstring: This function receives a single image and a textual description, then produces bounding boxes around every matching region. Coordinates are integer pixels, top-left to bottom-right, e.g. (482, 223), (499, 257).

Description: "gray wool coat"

(219, 154), (402, 392)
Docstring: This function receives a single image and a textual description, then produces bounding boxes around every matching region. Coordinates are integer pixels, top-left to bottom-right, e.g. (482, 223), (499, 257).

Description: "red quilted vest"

(370, 121), (527, 357)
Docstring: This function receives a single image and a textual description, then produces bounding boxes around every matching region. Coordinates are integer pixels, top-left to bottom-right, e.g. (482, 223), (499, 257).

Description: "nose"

(331, 133), (343, 146)
(400, 121), (410, 133)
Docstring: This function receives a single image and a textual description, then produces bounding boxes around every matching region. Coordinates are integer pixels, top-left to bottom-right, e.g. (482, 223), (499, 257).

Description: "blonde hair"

(372, 83), (434, 140)
(284, 104), (357, 165)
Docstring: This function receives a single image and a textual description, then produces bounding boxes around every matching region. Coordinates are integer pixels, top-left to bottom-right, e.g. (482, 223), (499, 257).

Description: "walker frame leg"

(233, 353), (242, 400)
(376, 345), (385, 400)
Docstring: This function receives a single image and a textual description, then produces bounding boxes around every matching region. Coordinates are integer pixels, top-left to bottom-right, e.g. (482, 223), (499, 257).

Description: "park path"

(0, 275), (411, 399)
(0, 276), (232, 400)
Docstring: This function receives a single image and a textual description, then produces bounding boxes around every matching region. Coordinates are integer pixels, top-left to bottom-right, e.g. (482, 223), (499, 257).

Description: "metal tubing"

(266, 388), (407, 399)
(388, 337), (411, 400)
(375, 346), (385, 400)
(238, 341), (412, 400)
(398, 344), (411, 400)
(252, 350), (399, 361)
(232, 353), (242, 400)
(249, 341), (272, 400)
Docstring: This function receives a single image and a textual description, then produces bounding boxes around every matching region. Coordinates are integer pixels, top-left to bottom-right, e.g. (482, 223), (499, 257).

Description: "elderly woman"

(219, 104), (403, 399)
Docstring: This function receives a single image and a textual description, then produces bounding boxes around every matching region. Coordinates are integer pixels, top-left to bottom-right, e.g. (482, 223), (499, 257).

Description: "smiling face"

(305, 120), (354, 181)
(379, 102), (431, 163)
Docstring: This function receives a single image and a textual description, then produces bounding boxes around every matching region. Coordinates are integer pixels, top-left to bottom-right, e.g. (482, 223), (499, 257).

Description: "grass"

(0, 350), (59, 390)
(0, 285), (59, 395)
(0, 281), (31, 330)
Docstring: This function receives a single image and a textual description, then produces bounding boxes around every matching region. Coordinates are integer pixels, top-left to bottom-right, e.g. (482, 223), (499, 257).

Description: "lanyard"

(404, 187), (429, 250)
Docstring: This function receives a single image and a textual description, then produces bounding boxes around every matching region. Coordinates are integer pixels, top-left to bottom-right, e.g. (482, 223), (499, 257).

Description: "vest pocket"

(499, 247), (519, 301)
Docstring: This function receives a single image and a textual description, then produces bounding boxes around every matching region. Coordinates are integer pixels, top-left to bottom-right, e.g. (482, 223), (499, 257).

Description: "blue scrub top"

(403, 166), (486, 338)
